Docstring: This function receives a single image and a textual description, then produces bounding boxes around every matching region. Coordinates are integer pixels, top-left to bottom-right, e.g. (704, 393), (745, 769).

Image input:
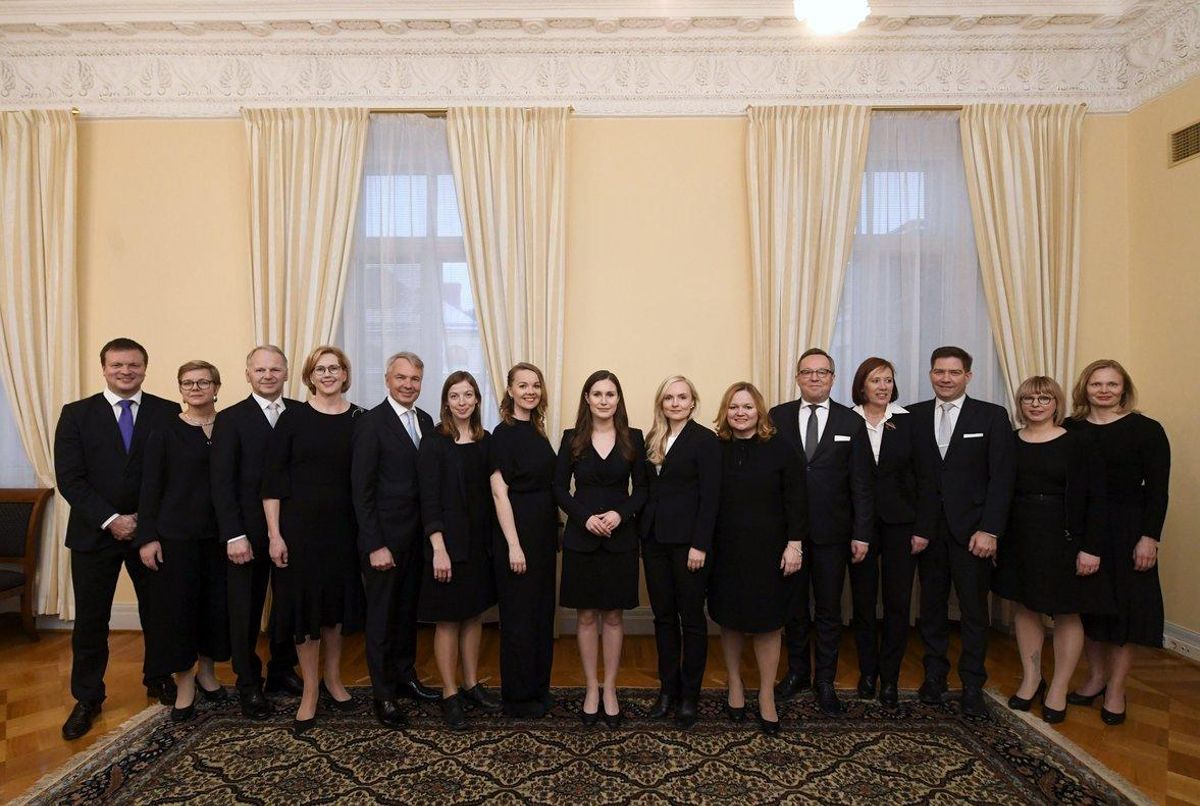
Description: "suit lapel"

(95, 394), (128, 457)
(778, 401), (802, 453)
(942, 397), (972, 462)
(381, 400), (417, 453)
(809, 404), (837, 462)
(660, 420), (694, 473)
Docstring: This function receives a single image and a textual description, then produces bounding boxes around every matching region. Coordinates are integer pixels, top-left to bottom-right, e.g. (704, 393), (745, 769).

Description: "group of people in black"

(54, 337), (1170, 741)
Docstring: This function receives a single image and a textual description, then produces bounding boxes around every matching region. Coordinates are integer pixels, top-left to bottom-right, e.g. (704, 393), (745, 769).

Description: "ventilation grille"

(1171, 120), (1200, 167)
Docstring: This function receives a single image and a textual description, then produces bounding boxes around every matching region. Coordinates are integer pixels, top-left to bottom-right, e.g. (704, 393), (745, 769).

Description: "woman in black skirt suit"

(490, 363), (559, 718)
(137, 360), (231, 722)
(993, 376), (1111, 723)
(1064, 360), (1171, 725)
(418, 370), (500, 727)
(264, 346), (366, 732)
(640, 375), (720, 728)
(709, 382), (807, 735)
(849, 357), (918, 708)
(555, 370), (647, 727)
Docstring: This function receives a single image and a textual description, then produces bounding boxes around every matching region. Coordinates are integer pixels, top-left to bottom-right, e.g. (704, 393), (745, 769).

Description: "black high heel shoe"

(292, 715), (317, 735)
(602, 705), (624, 729)
(1007, 680), (1046, 712)
(1040, 689), (1067, 724)
(170, 703), (196, 723)
(1067, 685), (1106, 706)
(580, 693), (600, 727)
(724, 701), (747, 723)
(1100, 696), (1126, 726)
(757, 712), (781, 736)
(198, 684), (229, 704)
(319, 682), (358, 713)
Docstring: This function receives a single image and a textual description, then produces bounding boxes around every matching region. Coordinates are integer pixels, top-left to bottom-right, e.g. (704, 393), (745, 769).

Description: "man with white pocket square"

(908, 345), (1015, 717)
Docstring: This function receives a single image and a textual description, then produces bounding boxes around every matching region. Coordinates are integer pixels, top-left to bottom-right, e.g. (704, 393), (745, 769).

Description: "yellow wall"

(1078, 114), (1131, 362)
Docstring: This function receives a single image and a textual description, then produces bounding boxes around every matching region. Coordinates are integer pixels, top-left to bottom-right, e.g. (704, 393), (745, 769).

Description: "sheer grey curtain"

(340, 114), (496, 425)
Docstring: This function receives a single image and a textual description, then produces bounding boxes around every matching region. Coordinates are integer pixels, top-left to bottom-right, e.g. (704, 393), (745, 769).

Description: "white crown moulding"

(0, 0), (1195, 117)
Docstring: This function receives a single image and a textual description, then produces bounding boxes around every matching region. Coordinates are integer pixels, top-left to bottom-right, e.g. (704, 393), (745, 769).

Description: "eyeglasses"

(179, 379), (215, 390)
(798, 369), (833, 379)
(313, 365), (343, 376)
(1020, 395), (1055, 406)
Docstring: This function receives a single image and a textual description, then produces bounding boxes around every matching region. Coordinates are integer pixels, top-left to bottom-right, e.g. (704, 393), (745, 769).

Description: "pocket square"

(833, 434), (852, 442)
(962, 432), (984, 439)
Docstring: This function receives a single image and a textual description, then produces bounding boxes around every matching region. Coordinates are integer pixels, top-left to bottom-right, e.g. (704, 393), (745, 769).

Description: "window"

(0, 386), (37, 486)
(340, 114), (497, 426)
(831, 111), (1007, 410)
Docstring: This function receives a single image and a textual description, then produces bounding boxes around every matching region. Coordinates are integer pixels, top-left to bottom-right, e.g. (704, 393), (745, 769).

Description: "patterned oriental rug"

(18, 688), (1147, 805)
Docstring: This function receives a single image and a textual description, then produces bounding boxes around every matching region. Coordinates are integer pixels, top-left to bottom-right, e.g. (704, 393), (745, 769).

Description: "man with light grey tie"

(908, 346), (1015, 717)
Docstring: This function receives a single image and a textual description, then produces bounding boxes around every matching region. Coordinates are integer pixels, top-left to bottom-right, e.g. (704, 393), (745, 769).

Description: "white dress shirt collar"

(251, 392), (285, 412)
(103, 388), (143, 407)
(936, 393), (967, 410)
(386, 395), (415, 419)
(800, 397), (831, 411)
(852, 402), (908, 421)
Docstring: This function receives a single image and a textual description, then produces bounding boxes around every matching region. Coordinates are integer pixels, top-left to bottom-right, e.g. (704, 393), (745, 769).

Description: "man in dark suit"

(909, 345), (1015, 717)
(54, 338), (182, 740)
(210, 345), (303, 719)
(771, 348), (875, 715)
(351, 350), (440, 730)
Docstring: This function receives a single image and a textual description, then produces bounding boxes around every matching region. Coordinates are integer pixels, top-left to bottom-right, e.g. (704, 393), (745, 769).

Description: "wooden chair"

(0, 488), (53, 640)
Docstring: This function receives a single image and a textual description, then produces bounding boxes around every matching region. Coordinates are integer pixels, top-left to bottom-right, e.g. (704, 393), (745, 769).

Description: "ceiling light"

(793, 0), (870, 35)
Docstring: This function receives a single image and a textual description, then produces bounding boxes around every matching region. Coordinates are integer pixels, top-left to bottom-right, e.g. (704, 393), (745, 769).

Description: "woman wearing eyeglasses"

(263, 345), (367, 733)
(136, 360), (232, 722)
(992, 376), (1112, 724)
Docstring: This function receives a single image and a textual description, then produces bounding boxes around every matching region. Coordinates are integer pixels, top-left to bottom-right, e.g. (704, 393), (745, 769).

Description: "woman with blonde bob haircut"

(708, 382), (807, 735)
(638, 375), (721, 728)
(992, 376), (1111, 724)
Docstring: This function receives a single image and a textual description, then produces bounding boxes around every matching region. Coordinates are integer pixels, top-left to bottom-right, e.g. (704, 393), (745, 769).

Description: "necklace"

(182, 414), (216, 427)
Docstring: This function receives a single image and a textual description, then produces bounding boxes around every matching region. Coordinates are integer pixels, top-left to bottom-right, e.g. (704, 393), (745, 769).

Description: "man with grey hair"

(210, 345), (302, 719)
(352, 351), (439, 729)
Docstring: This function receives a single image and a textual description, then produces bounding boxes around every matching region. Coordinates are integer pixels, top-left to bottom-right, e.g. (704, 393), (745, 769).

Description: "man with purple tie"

(55, 338), (182, 740)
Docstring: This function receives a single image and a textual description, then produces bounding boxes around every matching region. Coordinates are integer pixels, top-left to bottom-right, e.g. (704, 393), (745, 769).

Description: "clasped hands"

(585, 511), (622, 537)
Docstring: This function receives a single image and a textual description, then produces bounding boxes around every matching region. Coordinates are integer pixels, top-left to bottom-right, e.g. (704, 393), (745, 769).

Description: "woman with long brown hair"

(554, 370), (647, 728)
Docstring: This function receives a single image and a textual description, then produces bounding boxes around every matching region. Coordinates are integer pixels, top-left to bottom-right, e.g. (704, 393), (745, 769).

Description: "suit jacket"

(417, 429), (494, 563)
(872, 411), (918, 525)
(909, 396), (1016, 543)
(769, 398), (875, 545)
(54, 391), (181, 552)
(210, 395), (300, 551)
(554, 428), (647, 554)
(638, 419), (722, 552)
(351, 399), (435, 557)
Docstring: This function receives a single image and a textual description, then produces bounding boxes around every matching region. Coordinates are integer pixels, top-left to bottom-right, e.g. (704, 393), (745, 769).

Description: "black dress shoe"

(602, 707), (624, 730)
(918, 677), (947, 705)
(856, 675), (877, 700)
(1041, 701), (1067, 724)
(319, 682), (359, 712)
(757, 713), (782, 736)
(441, 694), (468, 729)
(675, 698), (698, 729)
(62, 701), (101, 741)
(1067, 686), (1106, 707)
(1007, 680), (1046, 712)
(814, 682), (844, 716)
(774, 670), (812, 702)
(960, 687), (989, 718)
(147, 678), (177, 706)
(292, 715), (317, 735)
(580, 707), (600, 727)
(461, 683), (503, 713)
(170, 703), (196, 723)
(724, 700), (747, 723)
(1101, 696), (1126, 725)
(239, 688), (275, 720)
(647, 691), (677, 719)
(879, 681), (899, 708)
(199, 684), (229, 703)
(373, 698), (408, 730)
(264, 671), (305, 697)
(398, 677), (441, 703)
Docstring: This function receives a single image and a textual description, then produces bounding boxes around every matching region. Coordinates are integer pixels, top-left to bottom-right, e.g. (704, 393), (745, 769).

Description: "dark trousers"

(876, 521), (918, 684)
(70, 541), (161, 704)
(642, 539), (710, 701)
(784, 559), (812, 680)
(917, 517), (992, 689)
(495, 535), (557, 705)
(141, 539), (231, 675)
(227, 546), (297, 691)
(847, 541), (879, 680)
(808, 543), (849, 684)
(362, 538), (423, 701)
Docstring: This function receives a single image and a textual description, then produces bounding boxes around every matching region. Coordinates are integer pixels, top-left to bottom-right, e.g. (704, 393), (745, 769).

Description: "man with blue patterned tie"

(54, 338), (181, 740)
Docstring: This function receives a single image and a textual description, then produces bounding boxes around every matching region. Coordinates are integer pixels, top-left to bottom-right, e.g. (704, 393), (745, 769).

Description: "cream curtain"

(960, 104), (1086, 399)
(746, 105), (872, 406)
(446, 107), (568, 440)
(0, 110), (80, 618)
(243, 108), (369, 397)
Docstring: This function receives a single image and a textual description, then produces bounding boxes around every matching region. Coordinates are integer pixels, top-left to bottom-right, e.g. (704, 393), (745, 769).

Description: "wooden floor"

(2, 618), (1198, 804)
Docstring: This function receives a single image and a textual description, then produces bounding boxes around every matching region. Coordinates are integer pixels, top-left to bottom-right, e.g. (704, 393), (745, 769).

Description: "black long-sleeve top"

(136, 416), (218, 546)
(554, 428), (647, 554)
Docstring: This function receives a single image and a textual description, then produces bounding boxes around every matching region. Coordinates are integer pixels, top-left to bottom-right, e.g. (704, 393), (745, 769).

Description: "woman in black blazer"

(555, 370), (647, 727)
(848, 357), (917, 708)
(136, 360), (231, 722)
(640, 375), (720, 728)
(417, 371), (500, 728)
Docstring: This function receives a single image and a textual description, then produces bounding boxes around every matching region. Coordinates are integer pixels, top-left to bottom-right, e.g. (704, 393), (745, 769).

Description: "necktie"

(117, 399), (135, 453)
(938, 401), (955, 458)
(266, 401), (280, 428)
(804, 403), (819, 462)
(404, 410), (420, 448)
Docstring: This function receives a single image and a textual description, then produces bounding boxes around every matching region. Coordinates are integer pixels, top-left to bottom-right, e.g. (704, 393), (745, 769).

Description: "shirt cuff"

(227, 535), (248, 544)
(101, 513), (119, 530)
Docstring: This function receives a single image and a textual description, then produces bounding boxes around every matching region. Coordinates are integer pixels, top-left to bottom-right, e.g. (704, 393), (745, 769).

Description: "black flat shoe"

(1007, 680), (1046, 712)
(170, 703), (196, 723)
(319, 682), (358, 712)
(199, 684), (229, 703)
(461, 683), (503, 713)
(292, 715), (317, 735)
(373, 698), (408, 730)
(648, 691), (676, 719)
(814, 682), (844, 716)
(602, 707), (624, 729)
(62, 701), (102, 741)
(856, 675), (877, 700)
(774, 670), (811, 702)
(441, 694), (468, 729)
(757, 713), (781, 736)
(264, 671), (305, 697)
(879, 681), (899, 709)
(239, 687), (275, 720)
(918, 677), (947, 706)
(1067, 686), (1106, 707)
(724, 701), (747, 723)
(398, 677), (441, 703)
(960, 687), (990, 718)
(675, 699), (698, 729)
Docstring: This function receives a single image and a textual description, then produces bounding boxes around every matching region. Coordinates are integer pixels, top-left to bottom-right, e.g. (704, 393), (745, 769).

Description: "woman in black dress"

(555, 370), (647, 727)
(640, 375), (720, 728)
(264, 345), (366, 732)
(137, 360), (231, 722)
(709, 382), (807, 735)
(1064, 360), (1171, 725)
(417, 371), (500, 727)
(993, 376), (1111, 723)
(849, 357), (917, 708)
(490, 362), (559, 718)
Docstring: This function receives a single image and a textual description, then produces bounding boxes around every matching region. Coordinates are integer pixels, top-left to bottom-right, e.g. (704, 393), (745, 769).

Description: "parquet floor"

(2, 616), (1198, 804)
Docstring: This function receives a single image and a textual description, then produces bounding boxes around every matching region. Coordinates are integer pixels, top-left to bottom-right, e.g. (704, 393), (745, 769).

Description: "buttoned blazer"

(638, 419), (722, 552)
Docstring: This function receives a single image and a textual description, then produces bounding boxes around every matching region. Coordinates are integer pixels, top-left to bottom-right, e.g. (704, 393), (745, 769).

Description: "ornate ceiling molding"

(0, 0), (1195, 116)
